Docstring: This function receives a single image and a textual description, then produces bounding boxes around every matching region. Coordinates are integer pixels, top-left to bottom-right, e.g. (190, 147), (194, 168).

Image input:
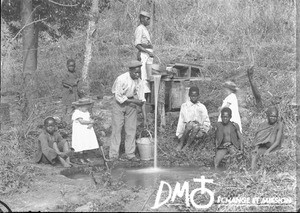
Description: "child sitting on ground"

(35, 117), (72, 168)
(72, 98), (100, 164)
(251, 106), (284, 171)
(176, 86), (211, 151)
(214, 107), (243, 169)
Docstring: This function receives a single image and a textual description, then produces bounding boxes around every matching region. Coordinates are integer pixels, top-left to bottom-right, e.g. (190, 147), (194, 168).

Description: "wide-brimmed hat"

(223, 81), (239, 92)
(128, 60), (142, 68)
(72, 98), (94, 106)
(140, 11), (150, 18)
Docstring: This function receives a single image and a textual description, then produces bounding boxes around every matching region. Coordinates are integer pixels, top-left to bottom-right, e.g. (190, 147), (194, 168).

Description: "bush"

(0, 128), (36, 195)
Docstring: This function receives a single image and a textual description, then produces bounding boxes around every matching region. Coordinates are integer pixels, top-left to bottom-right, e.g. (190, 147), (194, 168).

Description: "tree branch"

(48, 0), (79, 7)
(12, 18), (47, 42)
(1, 18), (47, 77)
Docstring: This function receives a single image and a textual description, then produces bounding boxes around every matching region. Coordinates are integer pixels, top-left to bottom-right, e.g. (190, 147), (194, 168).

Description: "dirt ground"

(2, 157), (296, 212)
(1, 159), (185, 212)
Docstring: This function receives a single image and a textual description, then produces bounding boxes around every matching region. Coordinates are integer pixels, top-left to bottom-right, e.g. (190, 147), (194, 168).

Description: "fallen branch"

(247, 65), (263, 111)
(141, 189), (156, 211)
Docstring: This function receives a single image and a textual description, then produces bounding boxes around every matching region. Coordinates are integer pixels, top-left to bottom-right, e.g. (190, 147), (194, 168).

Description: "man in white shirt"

(134, 11), (154, 99)
(109, 60), (147, 162)
(176, 86), (211, 151)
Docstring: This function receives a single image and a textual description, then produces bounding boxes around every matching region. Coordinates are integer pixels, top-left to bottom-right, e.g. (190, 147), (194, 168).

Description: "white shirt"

(176, 100), (211, 138)
(71, 109), (99, 152)
(111, 72), (146, 104)
(218, 93), (242, 133)
(134, 24), (152, 47)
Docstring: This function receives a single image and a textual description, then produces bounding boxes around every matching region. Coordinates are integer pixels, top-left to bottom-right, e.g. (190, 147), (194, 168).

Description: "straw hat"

(140, 11), (150, 18)
(223, 81), (239, 92)
(72, 98), (94, 106)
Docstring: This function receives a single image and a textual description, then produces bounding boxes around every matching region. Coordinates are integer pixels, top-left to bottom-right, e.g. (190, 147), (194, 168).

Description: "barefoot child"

(215, 107), (243, 169)
(72, 98), (100, 164)
(62, 59), (80, 122)
(176, 86), (211, 151)
(251, 106), (284, 171)
(35, 117), (72, 167)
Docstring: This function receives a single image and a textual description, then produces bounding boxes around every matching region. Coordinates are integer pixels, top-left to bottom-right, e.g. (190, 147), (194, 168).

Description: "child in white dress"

(72, 98), (99, 164)
(217, 81), (242, 133)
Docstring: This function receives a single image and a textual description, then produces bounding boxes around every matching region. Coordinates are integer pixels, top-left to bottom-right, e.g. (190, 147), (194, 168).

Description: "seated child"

(251, 106), (284, 171)
(72, 98), (100, 164)
(176, 86), (211, 151)
(214, 107), (243, 169)
(35, 117), (72, 168)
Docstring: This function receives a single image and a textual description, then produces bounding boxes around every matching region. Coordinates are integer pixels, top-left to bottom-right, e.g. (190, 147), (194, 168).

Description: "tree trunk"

(81, 0), (99, 95)
(21, 0), (38, 120)
(297, 0), (300, 106)
(295, 1), (300, 211)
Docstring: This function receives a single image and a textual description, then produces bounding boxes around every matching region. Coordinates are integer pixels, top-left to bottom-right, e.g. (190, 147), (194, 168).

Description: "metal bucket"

(136, 130), (154, 161)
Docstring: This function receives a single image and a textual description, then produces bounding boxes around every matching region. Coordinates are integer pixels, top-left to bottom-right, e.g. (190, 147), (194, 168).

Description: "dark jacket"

(215, 121), (241, 150)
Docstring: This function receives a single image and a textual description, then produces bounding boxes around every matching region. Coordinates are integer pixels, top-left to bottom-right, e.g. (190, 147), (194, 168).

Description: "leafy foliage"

(1, 0), (110, 40)
(0, 129), (37, 195)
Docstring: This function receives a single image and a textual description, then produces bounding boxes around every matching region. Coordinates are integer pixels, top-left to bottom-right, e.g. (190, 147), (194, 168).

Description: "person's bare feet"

(58, 156), (72, 167)
(61, 161), (71, 168)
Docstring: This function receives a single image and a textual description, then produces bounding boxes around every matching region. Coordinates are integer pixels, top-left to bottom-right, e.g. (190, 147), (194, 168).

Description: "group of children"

(176, 81), (284, 171)
(35, 60), (101, 167)
(35, 58), (284, 171)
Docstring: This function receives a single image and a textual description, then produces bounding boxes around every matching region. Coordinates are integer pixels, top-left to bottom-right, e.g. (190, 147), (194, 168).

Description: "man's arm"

(135, 44), (154, 57)
(141, 101), (147, 128)
(113, 79), (129, 104)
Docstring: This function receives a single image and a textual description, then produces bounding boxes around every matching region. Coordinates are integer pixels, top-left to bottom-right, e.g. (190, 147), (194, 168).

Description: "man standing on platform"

(134, 10), (154, 100)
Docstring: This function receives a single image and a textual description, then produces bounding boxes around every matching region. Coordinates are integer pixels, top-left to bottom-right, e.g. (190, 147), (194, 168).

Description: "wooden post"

(158, 79), (166, 132)
(296, 0), (300, 106)
(296, 0), (300, 210)
(151, 0), (155, 34)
